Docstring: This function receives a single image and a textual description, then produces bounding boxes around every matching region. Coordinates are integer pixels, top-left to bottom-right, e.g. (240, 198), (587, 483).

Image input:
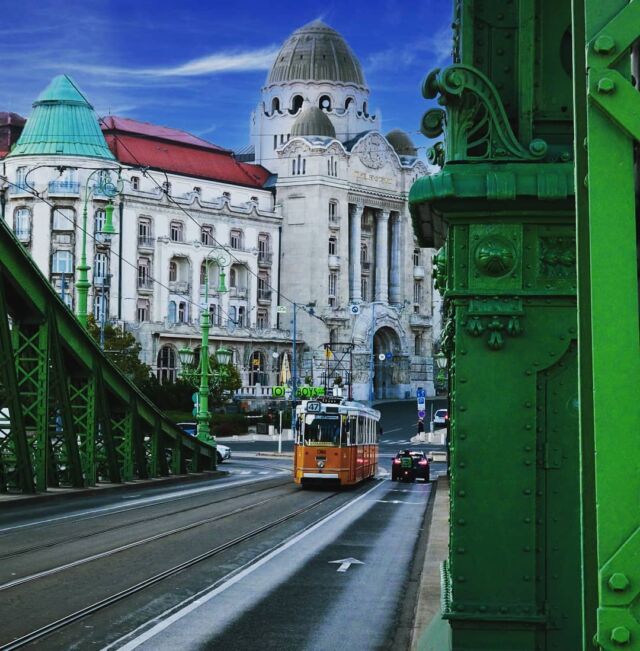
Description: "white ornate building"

(245, 20), (435, 399)
(0, 20), (436, 400)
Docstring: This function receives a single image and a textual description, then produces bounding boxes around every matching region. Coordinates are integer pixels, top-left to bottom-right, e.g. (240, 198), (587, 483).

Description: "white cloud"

(56, 46), (280, 79)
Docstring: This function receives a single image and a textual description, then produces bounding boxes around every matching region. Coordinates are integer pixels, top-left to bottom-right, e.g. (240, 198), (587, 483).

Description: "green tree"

(86, 315), (154, 387)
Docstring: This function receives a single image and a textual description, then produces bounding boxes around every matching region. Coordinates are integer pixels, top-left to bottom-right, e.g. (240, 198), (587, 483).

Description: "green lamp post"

(76, 169), (120, 327)
(178, 250), (231, 464)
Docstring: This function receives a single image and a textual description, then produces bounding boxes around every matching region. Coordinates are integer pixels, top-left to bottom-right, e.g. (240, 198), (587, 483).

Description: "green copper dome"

(291, 105), (336, 138)
(8, 75), (115, 160)
(267, 20), (366, 87)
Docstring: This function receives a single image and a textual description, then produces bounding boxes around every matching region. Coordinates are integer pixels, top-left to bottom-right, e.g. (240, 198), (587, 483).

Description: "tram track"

(0, 482), (299, 592)
(0, 490), (342, 651)
(0, 478), (292, 561)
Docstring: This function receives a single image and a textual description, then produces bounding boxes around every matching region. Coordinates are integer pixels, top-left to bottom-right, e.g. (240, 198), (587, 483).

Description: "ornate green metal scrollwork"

(421, 64), (549, 164)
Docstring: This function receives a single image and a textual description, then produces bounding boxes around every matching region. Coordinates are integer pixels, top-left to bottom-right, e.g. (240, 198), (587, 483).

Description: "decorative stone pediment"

(352, 132), (399, 170)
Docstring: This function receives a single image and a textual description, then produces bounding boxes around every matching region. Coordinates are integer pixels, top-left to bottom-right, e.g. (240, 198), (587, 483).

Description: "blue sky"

(1, 0), (452, 153)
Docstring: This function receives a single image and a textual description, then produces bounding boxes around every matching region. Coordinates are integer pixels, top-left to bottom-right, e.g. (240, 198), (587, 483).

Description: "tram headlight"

(316, 457), (326, 469)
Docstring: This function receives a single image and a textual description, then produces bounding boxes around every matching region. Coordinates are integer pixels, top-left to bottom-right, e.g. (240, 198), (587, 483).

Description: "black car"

(391, 450), (430, 482)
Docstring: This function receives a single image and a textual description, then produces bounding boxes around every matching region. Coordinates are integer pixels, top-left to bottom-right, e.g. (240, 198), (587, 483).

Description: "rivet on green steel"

(608, 573), (630, 592)
(593, 34), (616, 54)
(611, 626), (631, 645)
(597, 77), (616, 94)
(529, 138), (548, 156)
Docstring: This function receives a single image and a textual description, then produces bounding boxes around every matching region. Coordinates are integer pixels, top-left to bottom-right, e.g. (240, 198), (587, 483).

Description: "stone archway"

(373, 326), (402, 400)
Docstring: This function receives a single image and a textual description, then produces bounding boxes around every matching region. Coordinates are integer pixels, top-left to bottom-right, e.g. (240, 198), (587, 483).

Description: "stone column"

(374, 209), (390, 303)
(349, 202), (363, 303)
(389, 212), (402, 304)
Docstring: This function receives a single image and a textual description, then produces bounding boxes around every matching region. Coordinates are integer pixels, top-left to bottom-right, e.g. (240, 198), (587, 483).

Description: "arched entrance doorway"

(373, 327), (402, 400)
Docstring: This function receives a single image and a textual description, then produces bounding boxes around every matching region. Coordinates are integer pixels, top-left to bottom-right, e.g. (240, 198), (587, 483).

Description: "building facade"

(247, 20), (434, 399)
(1, 20), (436, 400)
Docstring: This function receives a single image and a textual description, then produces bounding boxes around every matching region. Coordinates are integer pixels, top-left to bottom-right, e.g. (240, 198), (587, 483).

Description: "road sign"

(418, 410), (426, 419)
(277, 305), (287, 314)
(416, 387), (426, 399)
(349, 304), (361, 315)
(378, 353), (386, 361)
(385, 352), (393, 360)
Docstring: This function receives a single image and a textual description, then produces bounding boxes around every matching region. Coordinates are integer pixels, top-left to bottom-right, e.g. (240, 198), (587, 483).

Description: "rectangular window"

(230, 229), (242, 250)
(361, 276), (368, 301)
(16, 166), (27, 188)
(52, 207), (74, 230)
(170, 221), (183, 242)
(273, 135), (278, 149)
(329, 201), (338, 222)
(201, 225), (214, 246)
(138, 217), (153, 246)
(258, 274), (271, 301)
(14, 208), (31, 241)
(413, 280), (422, 305)
(138, 258), (151, 288)
(328, 272), (337, 307)
(413, 249), (420, 266)
(257, 309), (269, 329)
(52, 250), (74, 274)
(137, 299), (150, 322)
(328, 237), (337, 255)
(131, 176), (140, 191)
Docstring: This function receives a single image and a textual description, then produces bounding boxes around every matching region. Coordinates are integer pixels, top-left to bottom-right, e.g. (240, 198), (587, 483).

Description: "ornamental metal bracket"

(420, 64), (548, 164)
(587, 0), (640, 142)
(464, 298), (525, 351)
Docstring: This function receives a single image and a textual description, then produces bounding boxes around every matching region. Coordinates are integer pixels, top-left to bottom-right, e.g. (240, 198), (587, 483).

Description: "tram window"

(304, 415), (341, 445)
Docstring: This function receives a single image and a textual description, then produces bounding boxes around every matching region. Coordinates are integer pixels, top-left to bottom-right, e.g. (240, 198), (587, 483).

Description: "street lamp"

(178, 250), (231, 463)
(434, 351), (447, 394)
(76, 169), (121, 327)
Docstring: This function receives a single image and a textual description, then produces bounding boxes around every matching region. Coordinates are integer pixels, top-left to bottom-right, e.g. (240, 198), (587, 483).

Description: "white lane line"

(383, 428), (402, 434)
(110, 480), (387, 651)
(0, 475), (278, 535)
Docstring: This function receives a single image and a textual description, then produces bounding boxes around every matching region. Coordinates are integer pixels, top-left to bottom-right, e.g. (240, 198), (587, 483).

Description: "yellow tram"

(293, 396), (381, 486)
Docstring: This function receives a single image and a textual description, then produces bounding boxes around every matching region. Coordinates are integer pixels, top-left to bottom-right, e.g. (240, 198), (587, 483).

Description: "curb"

(0, 470), (228, 511)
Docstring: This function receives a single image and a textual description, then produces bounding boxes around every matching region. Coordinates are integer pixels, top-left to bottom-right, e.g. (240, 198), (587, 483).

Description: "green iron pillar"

(573, 1), (640, 649)
(411, 1), (582, 649)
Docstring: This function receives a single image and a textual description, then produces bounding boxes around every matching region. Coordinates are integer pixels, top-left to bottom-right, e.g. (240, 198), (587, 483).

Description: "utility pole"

(291, 302), (297, 436)
(368, 302), (376, 404)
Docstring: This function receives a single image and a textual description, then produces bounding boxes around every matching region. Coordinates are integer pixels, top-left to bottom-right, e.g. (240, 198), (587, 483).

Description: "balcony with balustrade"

(257, 289), (272, 304)
(257, 251), (273, 267)
(138, 235), (155, 252)
(48, 181), (80, 196)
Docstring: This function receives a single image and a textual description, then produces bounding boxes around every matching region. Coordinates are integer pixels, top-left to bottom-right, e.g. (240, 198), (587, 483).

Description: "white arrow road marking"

(329, 557), (364, 573)
(376, 500), (424, 505)
(377, 467), (390, 477)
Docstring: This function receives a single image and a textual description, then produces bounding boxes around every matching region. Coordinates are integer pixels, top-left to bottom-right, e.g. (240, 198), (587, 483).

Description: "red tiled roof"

(100, 116), (228, 152)
(101, 116), (270, 189)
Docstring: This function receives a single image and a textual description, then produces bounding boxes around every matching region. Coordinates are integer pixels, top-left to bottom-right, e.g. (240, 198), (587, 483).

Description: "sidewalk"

(411, 475), (451, 650)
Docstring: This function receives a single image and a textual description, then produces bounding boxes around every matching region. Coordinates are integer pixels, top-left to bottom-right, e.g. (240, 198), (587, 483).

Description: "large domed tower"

(250, 20), (380, 166)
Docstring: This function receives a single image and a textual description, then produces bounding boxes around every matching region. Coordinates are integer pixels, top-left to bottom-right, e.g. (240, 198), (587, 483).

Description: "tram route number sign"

(306, 401), (322, 413)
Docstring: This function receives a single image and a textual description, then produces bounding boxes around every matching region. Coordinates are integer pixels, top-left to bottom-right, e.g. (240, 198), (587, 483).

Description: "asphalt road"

(0, 400), (445, 650)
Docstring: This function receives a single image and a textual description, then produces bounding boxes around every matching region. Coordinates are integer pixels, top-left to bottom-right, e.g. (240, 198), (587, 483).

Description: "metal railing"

(48, 181), (80, 195)
(138, 236), (155, 248)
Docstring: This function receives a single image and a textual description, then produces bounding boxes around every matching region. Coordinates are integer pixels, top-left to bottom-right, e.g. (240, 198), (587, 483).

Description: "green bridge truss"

(0, 217), (215, 494)
(411, 0), (639, 649)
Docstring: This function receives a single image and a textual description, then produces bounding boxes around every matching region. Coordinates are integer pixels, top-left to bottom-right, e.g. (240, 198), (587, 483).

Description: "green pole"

(76, 199), (91, 327)
(197, 265), (214, 467)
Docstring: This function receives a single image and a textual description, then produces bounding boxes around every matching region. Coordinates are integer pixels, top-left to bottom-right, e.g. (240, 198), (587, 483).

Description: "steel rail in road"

(0, 477), (292, 561)
(0, 483), (299, 593)
(0, 490), (342, 650)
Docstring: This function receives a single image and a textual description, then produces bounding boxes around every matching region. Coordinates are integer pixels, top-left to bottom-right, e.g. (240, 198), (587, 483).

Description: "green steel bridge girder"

(411, 0), (639, 649)
(0, 217), (215, 493)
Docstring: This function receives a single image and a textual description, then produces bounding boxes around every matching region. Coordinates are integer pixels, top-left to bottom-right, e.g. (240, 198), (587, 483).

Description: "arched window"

(345, 97), (354, 110)
(413, 248), (421, 266)
(230, 229), (242, 250)
(290, 95), (303, 114)
(292, 159), (296, 175)
(52, 206), (74, 231)
(157, 345), (177, 383)
(238, 306), (246, 327)
(363, 101), (368, 116)
(169, 260), (177, 282)
(302, 159), (306, 175)
(178, 302), (188, 323)
(334, 160), (338, 176)
(228, 305), (237, 324)
(319, 95), (332, 111)
(271, 97), (280, 113)
(167, 300), (177, 323)
(201, 224), (214, 245)
(297, 155), (301, 176)
(52, 250), (73, 274)
(229, 267), (237, 287)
